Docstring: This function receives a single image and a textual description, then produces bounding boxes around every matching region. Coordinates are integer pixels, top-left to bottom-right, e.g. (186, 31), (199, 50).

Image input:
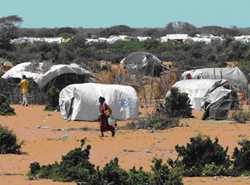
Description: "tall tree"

(0, 15), (23, 50)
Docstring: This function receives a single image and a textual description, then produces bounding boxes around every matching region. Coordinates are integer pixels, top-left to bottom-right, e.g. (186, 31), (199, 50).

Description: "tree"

(164, 87), (192, 118)
(99, 25), (135, 37)
(142, 28), (163, 38)
(165, 22), (197, 34)
(0, 15), (23, 25)
(0, 15), (23, 50)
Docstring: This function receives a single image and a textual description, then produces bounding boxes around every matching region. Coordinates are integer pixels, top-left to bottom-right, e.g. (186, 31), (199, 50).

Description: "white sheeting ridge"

(59, 83), (139, 121)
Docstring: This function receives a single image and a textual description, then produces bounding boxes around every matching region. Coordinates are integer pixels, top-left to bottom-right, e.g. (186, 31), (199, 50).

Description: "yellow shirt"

(19, 79), (29, 94)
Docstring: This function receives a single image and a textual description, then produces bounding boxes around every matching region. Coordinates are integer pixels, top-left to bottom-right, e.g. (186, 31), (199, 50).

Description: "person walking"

(19, 75), (29, 106)
(98, 96), (115, 137)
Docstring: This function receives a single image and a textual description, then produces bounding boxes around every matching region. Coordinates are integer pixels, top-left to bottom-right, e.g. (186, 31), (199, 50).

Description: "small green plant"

(0, 125), (22, 154)
(96, 158), (129, 185)
(151, 158), (183, 185)
(165, 88), (192, 118)
(0, 94), (15, 116)
(127, 167), (151, 185)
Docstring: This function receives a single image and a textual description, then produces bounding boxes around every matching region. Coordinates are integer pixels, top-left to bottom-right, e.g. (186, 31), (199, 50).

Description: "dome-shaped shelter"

(120, 52), (164, 77)
(181, 67), (248, 91)
(2, 62), (94, 90)
(59, 83), (139, 121)
(1, 62), (95, 104)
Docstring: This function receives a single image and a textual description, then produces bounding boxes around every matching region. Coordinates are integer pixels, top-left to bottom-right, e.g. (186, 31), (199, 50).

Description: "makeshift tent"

(35, 63), (94, 89)
(181, 67), (248, 91)
(0, 77), (44, 104)
(1, 62), (41, 80)
(59, 83), (139, 121)
(120, 52), (164, 77)
(2, 62), (94, 89)
(1, 63), (45, 104)
(202, 97), (233, 120)
(168, 79), (231, 110)
(1, 62), (94, 104)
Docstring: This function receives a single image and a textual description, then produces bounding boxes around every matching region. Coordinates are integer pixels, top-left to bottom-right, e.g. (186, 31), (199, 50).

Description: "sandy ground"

(1, 105), (250, 185)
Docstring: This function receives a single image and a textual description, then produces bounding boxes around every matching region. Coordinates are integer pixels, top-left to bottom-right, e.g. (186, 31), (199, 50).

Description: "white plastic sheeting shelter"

(168, 79), (231, 110)
(1, 62), (41, 80)
(190, 34), (224, 44)
(85, 35), (131, 44)
(181, 67), (248, 90)
(59, 83), (139, 121)
(1, 62), (93, 89)
(120, 52), (164, 76)
(234, 35), (250, 43)
(136, 36), (151, 41)
(10, 37), (64, 44)
(160, 34), (190, 43)
(35, 64), (92, 88)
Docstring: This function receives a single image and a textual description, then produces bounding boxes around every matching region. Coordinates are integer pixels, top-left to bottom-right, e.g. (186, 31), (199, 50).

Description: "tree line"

(1, 16), (250, 80)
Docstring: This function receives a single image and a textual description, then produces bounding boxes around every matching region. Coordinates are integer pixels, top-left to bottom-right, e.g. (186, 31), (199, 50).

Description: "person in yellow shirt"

(19, 75), (29, 106)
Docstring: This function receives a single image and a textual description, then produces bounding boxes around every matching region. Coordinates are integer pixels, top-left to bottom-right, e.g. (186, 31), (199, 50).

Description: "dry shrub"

(232, 110), (250, 123)
(127, 114), (179, 130)
(0, 94), (15, 116)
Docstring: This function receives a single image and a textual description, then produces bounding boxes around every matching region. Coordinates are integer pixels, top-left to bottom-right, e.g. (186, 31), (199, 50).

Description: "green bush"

(93, 158), (129, 185)
(169, 136), (250, 177)
(28, 139), (183, 185)
(0, 125), (22, 154)
(85, 158), (183, 185)
(165, 88), (192, 118)
(233, 140), (250, 172)
(175, 135), (230, 176)
(29, 136), (250, 180)
(127, 167), (151, 185)
(86, 158), (183, 185)
(29, 162), (41, 176)
(0, 94), (15, 116)
(182, 166), (202, 177)
(28, 139), (96, 182)
(151, 158), (183, 185)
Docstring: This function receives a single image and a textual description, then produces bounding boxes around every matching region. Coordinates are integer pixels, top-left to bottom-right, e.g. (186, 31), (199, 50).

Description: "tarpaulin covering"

(59, 83), (139, 121)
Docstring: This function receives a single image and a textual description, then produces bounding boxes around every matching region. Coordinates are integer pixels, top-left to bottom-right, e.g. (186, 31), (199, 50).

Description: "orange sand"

(1, 105), (250, 185)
